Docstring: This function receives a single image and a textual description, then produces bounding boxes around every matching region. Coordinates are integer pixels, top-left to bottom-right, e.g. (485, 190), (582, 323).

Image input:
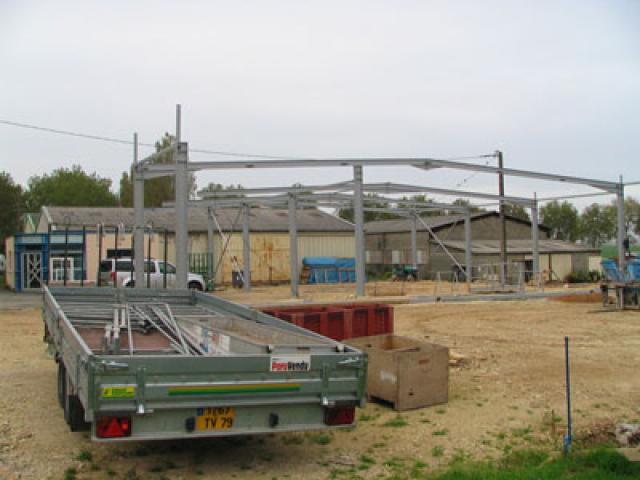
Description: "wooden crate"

(346, 334), (449, 411)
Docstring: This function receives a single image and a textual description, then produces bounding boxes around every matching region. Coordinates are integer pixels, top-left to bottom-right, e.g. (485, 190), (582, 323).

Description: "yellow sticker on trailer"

(102, 386), (136, 399)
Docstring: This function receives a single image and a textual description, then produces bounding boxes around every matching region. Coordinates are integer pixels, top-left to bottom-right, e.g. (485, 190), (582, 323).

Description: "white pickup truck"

(98, 258), (206, 290)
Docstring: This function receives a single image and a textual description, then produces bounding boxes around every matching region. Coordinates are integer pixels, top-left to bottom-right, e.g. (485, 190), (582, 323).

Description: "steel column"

(174, 105), (189, 289)
(464, 209), (472, 285)
(498, 151), (507, 287)
(242, 203), (251, 291)
(353, 166), (366, 296)
(410, 213), (418, 275)
(288, 194), (299, 297)
(531, 194), (540, 288)
(133, 132), (145, 287)
(616, 178), (626, 270)
(207, 207), (215, 287)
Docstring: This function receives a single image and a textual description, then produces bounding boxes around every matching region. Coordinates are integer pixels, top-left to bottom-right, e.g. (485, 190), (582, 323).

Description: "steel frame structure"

(181, 191), (474, 297)
(132, 105), (626, 297)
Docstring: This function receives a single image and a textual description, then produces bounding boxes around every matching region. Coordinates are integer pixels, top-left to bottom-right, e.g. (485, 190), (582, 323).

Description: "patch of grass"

(359, 454), (375, 465)
(90, 463), (100, 472)
(63, 468), (77, 480)
(133, 445), (150, 457)
(383, 414), (408, 428)
(435, 407), (447, 415)
(75, 449), (92, 462)
(281, 434), (304, 445)
(358, 413), (373, 421)
(123, 467), (141, 480)
(372, 442), (386, 449)
(495, 432), (507, 441)
(106, 467), (116, 477)
(310, 433), (333, 445)
(433, 429), (449, 436)
(511, 426), (534, 438)
(383, 457), (406, 469)
(420, 418), (431, 424)
(260, 452), (274, 462)
(430, 447), (640, 479)
(432, 445), (445, 457)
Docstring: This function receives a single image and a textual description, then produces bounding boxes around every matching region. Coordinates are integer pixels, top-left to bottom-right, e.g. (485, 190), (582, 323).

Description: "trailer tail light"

(96, 416), (132, 438)
(110, 271), (116, 284)
(324, 406), (355, 426)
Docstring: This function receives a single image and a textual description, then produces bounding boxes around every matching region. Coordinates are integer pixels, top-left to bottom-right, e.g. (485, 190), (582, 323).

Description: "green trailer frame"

(43, 286), (367, 442)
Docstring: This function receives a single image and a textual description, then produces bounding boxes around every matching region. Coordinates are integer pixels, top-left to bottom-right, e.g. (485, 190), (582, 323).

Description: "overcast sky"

(1, 0), (639, 209)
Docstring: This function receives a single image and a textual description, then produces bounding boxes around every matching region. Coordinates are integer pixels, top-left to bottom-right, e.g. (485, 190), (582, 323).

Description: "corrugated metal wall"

(188, 232), (355, 284)
(298, 234), (355, 264)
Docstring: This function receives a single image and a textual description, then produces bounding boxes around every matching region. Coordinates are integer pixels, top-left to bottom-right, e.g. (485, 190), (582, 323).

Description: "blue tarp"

(628, 260), (640, 281)
(601, 259), (640, 283)
(303, 257), (357, 284)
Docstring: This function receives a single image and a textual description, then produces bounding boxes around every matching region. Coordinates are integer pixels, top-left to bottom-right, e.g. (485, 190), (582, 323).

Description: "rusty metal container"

(261, 303), (394, 341)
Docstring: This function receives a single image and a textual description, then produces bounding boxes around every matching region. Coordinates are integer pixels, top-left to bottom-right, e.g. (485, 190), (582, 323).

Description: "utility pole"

(497, 150), (507, 288)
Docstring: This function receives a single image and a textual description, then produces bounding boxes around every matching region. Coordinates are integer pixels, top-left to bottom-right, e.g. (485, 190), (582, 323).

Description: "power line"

(0, 117), (496, 163)
(0, 119), (155, 148)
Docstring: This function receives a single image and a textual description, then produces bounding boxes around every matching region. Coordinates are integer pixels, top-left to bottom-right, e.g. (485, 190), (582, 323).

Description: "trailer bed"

(44, 287), (367, 441)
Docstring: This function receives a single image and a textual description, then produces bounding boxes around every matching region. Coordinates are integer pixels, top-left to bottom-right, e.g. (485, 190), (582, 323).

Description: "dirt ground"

(214, 280), (597, 306)
(1, 293), (638, 480)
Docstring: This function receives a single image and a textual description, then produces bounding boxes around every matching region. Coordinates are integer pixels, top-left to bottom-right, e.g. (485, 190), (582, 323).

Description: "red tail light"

(96, 416), (132, 438)
(110, 271), (116, 283)
(324, 406), (355, 426)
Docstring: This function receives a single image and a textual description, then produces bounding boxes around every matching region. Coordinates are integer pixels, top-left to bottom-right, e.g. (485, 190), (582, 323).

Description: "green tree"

(620, 197), (640, 237)
(338, 193), (399, 223)
(540, 200), (580, 241)
(119, 133), (197, 207)
(0, 172), (24, 254)
(397, 195), (446, 217)
(502, 203), (530, 221)
(25, 165), (118, 211)
(579, 203), (616, 247)
(451, 198), (486, 214)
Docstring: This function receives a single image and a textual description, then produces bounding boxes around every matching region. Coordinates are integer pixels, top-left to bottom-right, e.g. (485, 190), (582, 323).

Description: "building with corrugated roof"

(4, 205), (355, 290)
(365, 211), (600, 281)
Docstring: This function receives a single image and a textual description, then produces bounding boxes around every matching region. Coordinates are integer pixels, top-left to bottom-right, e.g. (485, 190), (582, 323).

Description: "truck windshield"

(158, 262), (176, 274)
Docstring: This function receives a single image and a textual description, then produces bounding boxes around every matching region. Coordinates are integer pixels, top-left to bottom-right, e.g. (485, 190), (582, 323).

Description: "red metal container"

(261, 304), (394, 341)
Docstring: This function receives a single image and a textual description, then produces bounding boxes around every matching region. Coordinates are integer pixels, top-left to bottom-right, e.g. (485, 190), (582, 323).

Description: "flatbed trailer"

(43, 286), (367, 442)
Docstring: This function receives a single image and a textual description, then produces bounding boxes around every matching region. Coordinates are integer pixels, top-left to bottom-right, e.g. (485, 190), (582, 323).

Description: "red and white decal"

(270, 355), (311, 372)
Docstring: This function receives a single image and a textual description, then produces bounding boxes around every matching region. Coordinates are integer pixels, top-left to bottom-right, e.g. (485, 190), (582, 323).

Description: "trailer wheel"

(63, 375), (90, 432)
(57, 362), (66, 408)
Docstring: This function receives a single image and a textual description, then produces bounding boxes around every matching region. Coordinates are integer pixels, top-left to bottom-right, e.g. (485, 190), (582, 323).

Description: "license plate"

(196, 407), (235, 430)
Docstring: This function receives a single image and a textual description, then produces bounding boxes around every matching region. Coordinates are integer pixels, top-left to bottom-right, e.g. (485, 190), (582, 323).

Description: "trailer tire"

(57, 362), (66, 408)
(63, 375), (90, 432)
(189, 281), (203, 291)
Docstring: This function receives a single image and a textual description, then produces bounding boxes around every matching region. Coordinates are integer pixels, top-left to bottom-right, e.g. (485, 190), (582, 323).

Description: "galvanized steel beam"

(242, 203), (251, 291)
(133, 132), (146, 288)
(353, 166), (365, 296)
(616, 179), (626, 270)
(288, 194), (299, 297)
(464, 209), (472, 285)
(531, 194), (540, 288)
(174, 105), (189, 289)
